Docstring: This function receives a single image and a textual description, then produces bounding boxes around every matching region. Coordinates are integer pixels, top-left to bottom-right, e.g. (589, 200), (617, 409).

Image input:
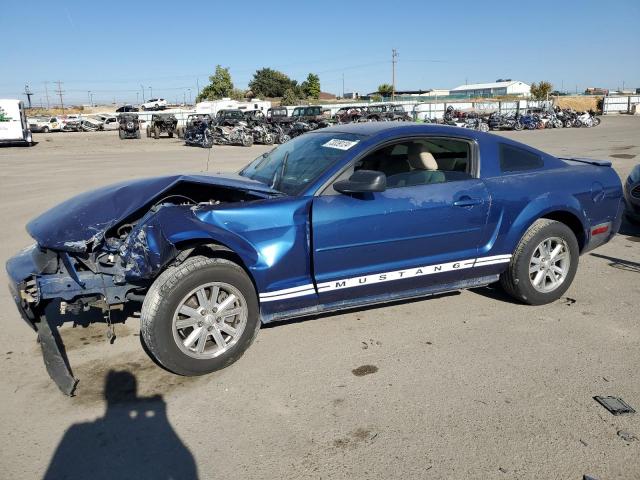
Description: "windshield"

(239, 132), (365, 195)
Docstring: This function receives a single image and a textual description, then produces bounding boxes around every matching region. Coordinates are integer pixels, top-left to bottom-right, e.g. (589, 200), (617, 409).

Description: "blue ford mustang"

(6, 123), (624, 394)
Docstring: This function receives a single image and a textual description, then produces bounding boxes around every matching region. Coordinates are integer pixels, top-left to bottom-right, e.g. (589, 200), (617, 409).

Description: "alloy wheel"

(172, 282), (248, 359)
(528, 237), (571, 293)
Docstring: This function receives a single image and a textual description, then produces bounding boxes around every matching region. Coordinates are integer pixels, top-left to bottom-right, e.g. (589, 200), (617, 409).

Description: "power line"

(23, 84), (33, 108)
(55, 80), (64, 112)
(44, 81), (50, 109)
(392, 48), (398, 101)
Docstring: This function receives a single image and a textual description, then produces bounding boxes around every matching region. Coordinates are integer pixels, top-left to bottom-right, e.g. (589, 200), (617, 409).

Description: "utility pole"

(55, 80), (65, 113)
(196, 78), (200, 99)
(23, 84), (33, 108)
(342, 73), (345, 98)
(188, 88), (192, 105)
(87, 90), (92, 106)
(141, 84), (145, 102)
(44, 81), (50, 110)
(391, 48), (398, 101)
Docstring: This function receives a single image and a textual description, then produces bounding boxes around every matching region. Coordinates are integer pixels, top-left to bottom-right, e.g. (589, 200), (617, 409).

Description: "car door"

(311, 136), (491, 305)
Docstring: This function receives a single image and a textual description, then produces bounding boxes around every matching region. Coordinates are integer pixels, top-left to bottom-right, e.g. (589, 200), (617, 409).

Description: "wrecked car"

(7, 123), (624, 395)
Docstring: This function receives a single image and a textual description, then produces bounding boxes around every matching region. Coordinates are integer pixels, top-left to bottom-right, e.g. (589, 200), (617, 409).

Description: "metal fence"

(603, 95), (640, 114)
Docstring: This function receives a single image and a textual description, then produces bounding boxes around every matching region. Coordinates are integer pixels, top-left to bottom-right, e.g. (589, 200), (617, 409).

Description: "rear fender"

(486, 192), (589, 255)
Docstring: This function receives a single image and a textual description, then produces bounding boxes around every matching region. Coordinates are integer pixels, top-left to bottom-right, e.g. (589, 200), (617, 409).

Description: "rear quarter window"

(499, 143), (543, 172)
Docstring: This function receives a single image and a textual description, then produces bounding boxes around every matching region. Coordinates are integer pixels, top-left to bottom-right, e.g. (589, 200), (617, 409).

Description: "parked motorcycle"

(287, 121), (313, 139)
(211, 122), (253, 146)
(250, 123), (275, 145)
(184, 115), (213, 148)
(488, 113), (524, 131)
(268, 123), (291, 144)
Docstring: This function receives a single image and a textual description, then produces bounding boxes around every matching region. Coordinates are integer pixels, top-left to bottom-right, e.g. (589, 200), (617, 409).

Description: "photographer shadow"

(44, 370), (198, 480)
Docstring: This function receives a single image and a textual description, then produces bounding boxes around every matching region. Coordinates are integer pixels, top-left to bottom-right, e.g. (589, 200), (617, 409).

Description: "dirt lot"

(0, 117), (639, 480)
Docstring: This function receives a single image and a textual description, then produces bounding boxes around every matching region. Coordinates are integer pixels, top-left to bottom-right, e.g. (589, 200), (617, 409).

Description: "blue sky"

(1, 0), (639, 105)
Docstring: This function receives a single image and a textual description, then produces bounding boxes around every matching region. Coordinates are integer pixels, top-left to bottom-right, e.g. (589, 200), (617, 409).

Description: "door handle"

(453, 196), (482, 207)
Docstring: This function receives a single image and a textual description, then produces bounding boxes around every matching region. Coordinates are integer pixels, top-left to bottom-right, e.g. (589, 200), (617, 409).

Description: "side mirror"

(333, 170), (386, 194)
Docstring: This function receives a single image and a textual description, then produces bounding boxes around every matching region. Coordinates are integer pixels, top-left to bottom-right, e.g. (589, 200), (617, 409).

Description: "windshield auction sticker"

(322, 139), (360, 150)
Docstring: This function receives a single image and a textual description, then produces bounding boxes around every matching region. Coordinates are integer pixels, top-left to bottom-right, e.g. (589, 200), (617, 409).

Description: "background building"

(450, 80), (531, 97)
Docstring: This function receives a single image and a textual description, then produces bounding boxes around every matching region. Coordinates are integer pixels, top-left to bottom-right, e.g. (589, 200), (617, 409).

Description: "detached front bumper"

(6, 245), (79, 395)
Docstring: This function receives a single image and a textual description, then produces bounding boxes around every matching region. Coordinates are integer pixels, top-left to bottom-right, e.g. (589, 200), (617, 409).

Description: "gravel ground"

(0, 117), (638, 480)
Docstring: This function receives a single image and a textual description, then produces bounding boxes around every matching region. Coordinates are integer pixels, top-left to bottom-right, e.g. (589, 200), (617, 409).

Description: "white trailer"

(195, 98), (271, 116)
(0, 99), (32, 145)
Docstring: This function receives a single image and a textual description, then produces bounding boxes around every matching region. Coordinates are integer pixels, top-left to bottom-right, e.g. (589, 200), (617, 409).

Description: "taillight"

(591, 223), (610, 236)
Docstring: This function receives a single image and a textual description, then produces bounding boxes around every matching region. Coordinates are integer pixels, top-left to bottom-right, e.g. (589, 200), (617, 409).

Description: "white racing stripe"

(259, 254), (512, 302)
(259, 284), (315, 298)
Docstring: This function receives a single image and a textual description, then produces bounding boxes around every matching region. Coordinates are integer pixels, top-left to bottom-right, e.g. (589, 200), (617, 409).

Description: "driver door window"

(354, 138), (473, 188)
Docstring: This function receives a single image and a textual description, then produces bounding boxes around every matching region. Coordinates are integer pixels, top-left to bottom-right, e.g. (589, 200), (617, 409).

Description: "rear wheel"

(500, 219), (579, 305)
(154, 126), (160, 139)
(514, 121), (524, 131)
(42, 126), (49, 133)
(119, 129), (125, 139)
(141, 256), (260, 376)
(146, 126), (151, 137)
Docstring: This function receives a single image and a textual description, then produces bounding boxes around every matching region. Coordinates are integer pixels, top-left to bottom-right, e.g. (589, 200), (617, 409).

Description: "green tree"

(280, 88), (299, 106)
(370, 94), (383, 102)
(301, 73), (321, 99)
(196, 65), (234, 101)
(230, 88), (247, 101)
(377, 83), (393, 97)
(530, 81), (553, 100)
(249, 68), (298, 98)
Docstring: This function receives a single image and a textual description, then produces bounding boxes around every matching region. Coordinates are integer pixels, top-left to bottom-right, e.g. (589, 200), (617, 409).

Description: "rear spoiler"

(560, 157), (612, 167)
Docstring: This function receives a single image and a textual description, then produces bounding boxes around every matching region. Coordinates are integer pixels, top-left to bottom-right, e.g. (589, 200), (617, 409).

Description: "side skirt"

(261, 274), (499, 323)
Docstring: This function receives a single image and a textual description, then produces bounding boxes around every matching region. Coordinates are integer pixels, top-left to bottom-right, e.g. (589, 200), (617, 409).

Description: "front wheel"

(500, 219), (579, 305)
(242, 134), (253, 147)
(141, 256), (260, 376)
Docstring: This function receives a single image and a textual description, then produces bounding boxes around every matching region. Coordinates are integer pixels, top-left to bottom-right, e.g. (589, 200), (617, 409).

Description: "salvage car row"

(28, 114), (120, 133)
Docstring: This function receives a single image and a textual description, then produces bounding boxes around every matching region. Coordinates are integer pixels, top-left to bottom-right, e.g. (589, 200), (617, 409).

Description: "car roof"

(317, 122), (485, 138)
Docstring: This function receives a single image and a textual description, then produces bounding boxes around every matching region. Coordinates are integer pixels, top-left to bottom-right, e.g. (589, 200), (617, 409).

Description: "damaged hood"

(27, 173), (279, 252)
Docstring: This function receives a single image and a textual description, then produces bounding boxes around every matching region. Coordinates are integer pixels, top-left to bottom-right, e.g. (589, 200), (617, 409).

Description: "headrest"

(407, 143), (438, 170)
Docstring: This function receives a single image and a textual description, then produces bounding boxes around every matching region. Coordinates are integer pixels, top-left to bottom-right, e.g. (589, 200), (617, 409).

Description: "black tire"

(42, 126), (49, 133)
(146, 126), (151, 138)
(154, 126), (160, 139)
(119, 129), (125, 139)
(168, 131), (174, 138)
(136, 130), (141, 139)
(500, 219), (579, 305)
(141, 256), (260, 376)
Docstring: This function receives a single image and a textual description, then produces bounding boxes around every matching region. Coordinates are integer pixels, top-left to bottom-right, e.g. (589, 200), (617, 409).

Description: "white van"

(0, 99), (32, 145)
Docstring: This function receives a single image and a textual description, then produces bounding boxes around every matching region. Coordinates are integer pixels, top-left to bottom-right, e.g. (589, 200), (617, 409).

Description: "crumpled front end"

(7, 174), (277, 395)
